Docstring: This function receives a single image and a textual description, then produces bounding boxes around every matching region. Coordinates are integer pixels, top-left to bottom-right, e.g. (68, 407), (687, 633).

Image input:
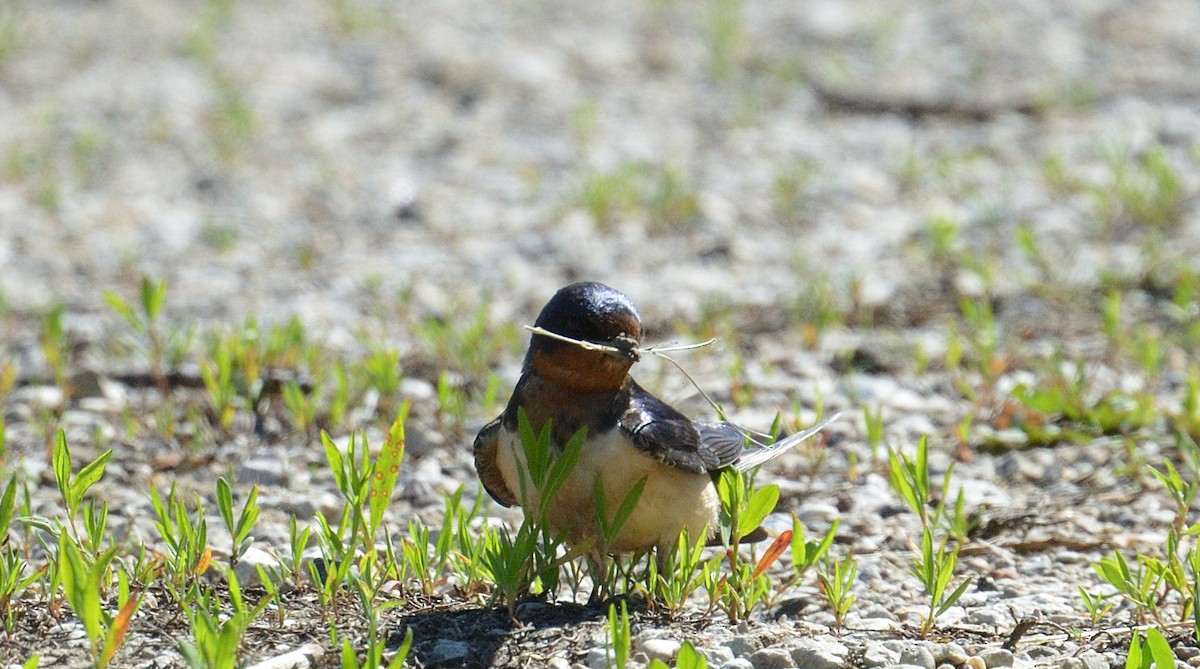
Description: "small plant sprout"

(911, 526), (973, 637)
(102, 276), (191, 394)
(648, 642), (708, 669)
(482, 412), (589, 617)
(321, 405), (409, 554)
(214, 477), (259, 569)
(607, 600), (633, 669)
(888, 436), (935, 527)
(817, 553), (858, 632)
(57, 533), (141, 669)
(789, 516), (839, 585)
(1078, 586), (1115, 625)
(1125, 627), (1175, 669)
(52, 430), (113, 548)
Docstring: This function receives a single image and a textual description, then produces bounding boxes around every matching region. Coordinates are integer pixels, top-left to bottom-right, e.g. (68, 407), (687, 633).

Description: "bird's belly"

(494, 429), (718, 553)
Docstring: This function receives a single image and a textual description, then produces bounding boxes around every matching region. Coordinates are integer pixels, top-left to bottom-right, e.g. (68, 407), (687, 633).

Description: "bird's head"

(526, 281), (643, 392)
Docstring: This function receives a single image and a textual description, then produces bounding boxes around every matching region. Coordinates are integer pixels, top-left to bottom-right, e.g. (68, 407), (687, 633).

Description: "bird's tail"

(733, 412), (841, 472)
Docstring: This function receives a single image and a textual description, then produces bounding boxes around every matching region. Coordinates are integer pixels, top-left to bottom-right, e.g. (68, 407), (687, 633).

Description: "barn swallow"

(473, 281), (835, 563)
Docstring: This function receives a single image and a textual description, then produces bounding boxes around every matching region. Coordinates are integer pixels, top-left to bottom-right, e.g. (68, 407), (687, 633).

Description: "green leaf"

(216, 478), (234, 534)
(538, 426), (587, 519)
(140, 276), (166, 322)
(607, 476), (647, 543)
(102, 290), (139, 332)
(321, 431), (346, 494)
(740, 484), (779, 540)
(936, 576), (973, 617)
(677, 641), (708, 669)
(71, 449), (113, 504)
(52, 431), (72, 505)
(0, 476), (16, 538)
(369, 404), (409, 533)
(1145, 628), (1174, 669)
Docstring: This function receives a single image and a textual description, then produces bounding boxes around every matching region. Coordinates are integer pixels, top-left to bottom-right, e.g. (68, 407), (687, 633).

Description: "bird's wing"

(732, 412), (841, 472)
(472, 417), (517, 507)
(619, 381), (722, 475)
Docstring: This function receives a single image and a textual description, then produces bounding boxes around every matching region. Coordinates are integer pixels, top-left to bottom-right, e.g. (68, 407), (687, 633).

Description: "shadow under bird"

(473, 282), (836, 567)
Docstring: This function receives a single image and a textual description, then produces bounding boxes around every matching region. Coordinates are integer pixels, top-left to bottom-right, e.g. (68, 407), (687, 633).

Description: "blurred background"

(1, 0), (1199, 371)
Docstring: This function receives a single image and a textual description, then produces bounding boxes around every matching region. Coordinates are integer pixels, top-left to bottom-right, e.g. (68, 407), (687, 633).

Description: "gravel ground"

(3, 0), (1200, 667)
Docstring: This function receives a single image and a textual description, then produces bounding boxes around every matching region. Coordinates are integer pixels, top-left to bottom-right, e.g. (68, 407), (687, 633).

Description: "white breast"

(493, 428), (720, 553)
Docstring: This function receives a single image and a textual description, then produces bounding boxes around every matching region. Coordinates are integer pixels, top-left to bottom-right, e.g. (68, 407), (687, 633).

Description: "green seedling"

(215, 478), (259, 569)
(356, 343), (402, 417)
(910, 526), (973, 637)
(39, 303), (68, 395)
(52, 430), (113, 547)
(443, 487), (490, 596)
(1125, 627), (1175, 669)
(958, 297), (1002, 384)
(336, 620), (411, 669)
(179, 569), (269, 669)
(863, 405), (884, 458)
(57, 534), (141, 669)
(647, 642), (707, 669)
(282, 378), (319, 440)
(816, 553), (857, 632)
(607, 600), (633, 669)
(149, 485), (211, 602)
(102, 276), (192, 393)
(483, 411), (590, 617)
(653, 530), (709, 619)
(1093, 145), (1183, 232)
(705, 0), (743, 81)
(416, 301), (518, 376)
(1078, 586), (1115, 626)
(322, 407), (408, 554)
(789, 516), (839, 584)
(435, 371), (468, 433)
(888, 437), (936, 528)
(712, 467), (782, 621)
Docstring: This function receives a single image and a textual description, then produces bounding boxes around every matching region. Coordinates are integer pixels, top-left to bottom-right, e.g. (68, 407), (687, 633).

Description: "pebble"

(428, 640), (470, 665)
(1060, 655), (1108, 669)
(232, 546), (282, 587)
(899, 645), (936, 669)
(749, 648), (795, 669)
(934, 643), (970, 665)
(964, 658), (986, 669)
(863, 644), (900, 668)
(235, 456), (291, 487)
(725, 636), (759, 658)
(639, 638), (681, 664)
(722, 660), (755, 669)
(977, 648), (1013, 668)
(789, 638), (848, 669)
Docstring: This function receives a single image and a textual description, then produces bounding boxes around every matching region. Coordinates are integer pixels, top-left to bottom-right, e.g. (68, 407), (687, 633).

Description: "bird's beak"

(609, 334), (641, 363)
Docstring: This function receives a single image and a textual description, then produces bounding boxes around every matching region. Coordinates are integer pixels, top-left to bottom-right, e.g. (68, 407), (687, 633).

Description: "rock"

(639, 638), (681, 664)
(963, 657), (986, 669)
(934, 643), (970, 666)
(721, 660), (755, 669)
(587, 647), (613, 669)
(749, 648), (795, 669)
(232, 546), (283, 587)
(428, 640), (470, 666)
(789, 638), (848, 669)
(236, 456), (290, 487)
(862, 643), (900, 668)
(725, 636), (759, 658)
(899, 645), (936, 669)
(977, 648), (1013, 668)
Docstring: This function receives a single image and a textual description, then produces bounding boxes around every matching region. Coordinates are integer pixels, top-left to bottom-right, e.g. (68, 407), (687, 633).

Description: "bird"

(473, 281), (834, 568)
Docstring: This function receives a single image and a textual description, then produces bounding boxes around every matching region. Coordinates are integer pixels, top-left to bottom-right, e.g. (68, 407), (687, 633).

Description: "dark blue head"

(525, 282), (643, 389)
